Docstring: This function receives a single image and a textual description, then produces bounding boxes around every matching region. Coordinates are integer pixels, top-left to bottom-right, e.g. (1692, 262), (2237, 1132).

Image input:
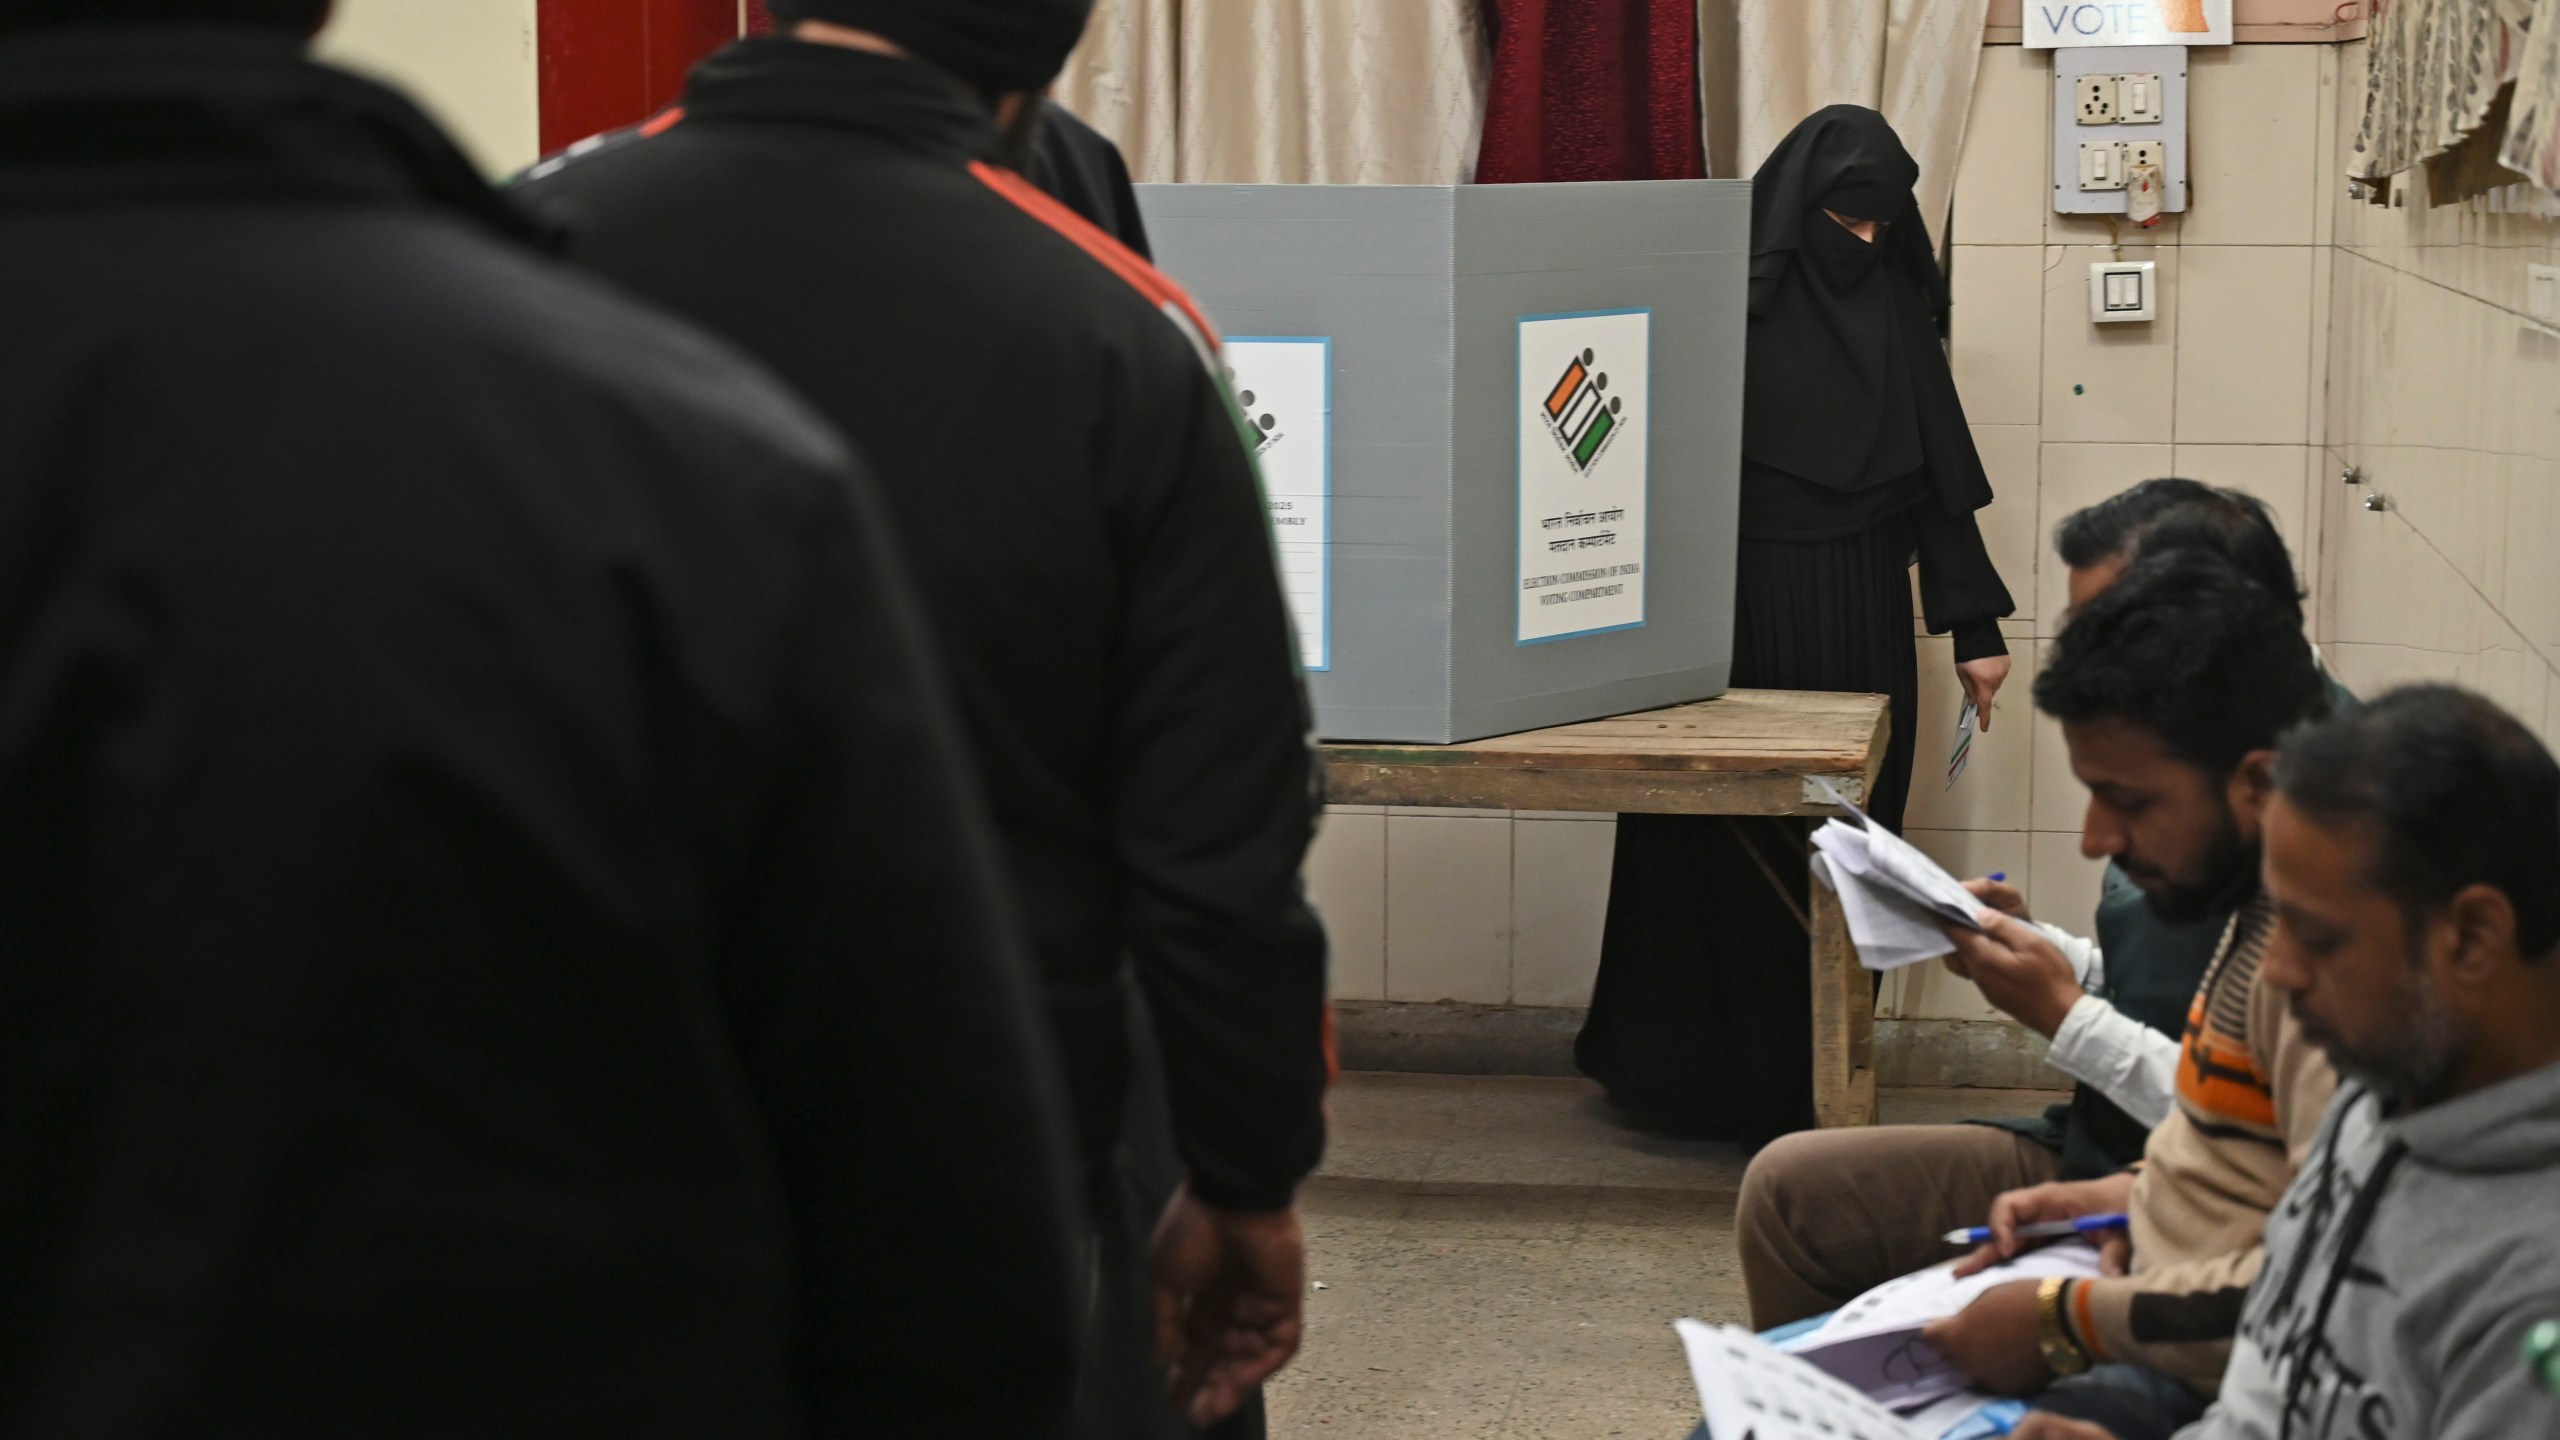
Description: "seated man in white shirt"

(1738, 480), (2317, 1327)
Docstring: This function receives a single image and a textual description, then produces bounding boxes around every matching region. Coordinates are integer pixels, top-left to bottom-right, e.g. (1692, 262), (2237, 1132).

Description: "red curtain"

(1474, 0), (1706, 184)
(537, 0), (744, 154)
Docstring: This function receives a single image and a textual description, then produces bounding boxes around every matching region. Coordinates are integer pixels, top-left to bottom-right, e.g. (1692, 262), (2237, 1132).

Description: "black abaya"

(1575, 106), (2014, 1144)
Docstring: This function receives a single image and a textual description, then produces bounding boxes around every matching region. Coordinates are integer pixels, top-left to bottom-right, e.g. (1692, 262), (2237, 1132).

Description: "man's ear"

(2228, 749), (2280, 826)
(2441, 883), (2518, 989)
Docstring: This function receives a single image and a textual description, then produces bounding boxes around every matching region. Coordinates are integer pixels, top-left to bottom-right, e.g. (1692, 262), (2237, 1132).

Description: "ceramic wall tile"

(1906, 637), (2035, 834)
(1384, 813), (1513, 1004)
(1307, 809), (1387, 1000)
(2030, 832), (2110, 942)
(1510, 819), (1618, 1008)
(2033, 442), (2176, 629)
(2175, 246), (2317, 445)
(1952, 245), (2048, 426)
(2168, 445), (2314, 583)
(2043, 245), (2179, 443)
(1973, 424), (2043, 623)
(2183, 45), (2323, 247)
(1953, 46), (2051, 247)
(2027, 639), (2090, 834)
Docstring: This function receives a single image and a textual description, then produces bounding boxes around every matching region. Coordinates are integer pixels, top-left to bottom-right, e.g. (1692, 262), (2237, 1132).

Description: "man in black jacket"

(0, 4), (1083, 1437)
(519, 3), (1331, 1432)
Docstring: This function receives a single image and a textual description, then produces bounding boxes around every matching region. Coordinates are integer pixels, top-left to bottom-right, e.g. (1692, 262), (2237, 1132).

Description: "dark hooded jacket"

(518, 39), (1330, 1214)
(0, 26), (1081, 1440)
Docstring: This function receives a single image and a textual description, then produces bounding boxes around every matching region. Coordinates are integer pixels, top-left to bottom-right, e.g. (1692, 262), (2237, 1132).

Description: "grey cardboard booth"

(1138, 180), (1749, 743)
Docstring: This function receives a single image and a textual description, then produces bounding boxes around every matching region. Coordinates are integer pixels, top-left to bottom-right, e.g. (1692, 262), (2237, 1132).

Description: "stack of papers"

(1677, 1321), (1926, 1440)
(1677, 1245), (2108, 1438)
(1806, 776), (1987, 970)
(1776, 1246), (2107, 1412)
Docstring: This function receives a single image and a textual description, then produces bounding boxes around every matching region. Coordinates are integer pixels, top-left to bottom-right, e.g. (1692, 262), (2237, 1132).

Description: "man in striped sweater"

(1919, 550), (2338, 1440)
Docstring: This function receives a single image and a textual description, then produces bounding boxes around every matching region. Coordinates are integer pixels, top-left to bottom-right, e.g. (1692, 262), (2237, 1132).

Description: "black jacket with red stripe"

(519, 40), (1329, 1215)
(0, 27), (1082, 1440)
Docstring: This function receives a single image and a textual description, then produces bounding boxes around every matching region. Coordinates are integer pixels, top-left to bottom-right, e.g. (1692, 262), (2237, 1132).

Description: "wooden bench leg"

(1808, 859), (1877, 1127)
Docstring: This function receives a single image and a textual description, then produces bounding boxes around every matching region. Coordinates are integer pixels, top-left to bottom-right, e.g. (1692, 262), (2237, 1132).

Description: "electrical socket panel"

(2075, 75), (2118, 125)
(2118, 73), (2165, 124)
(2054, 46), (2187, 218)
(2079, 142), (2128, 192)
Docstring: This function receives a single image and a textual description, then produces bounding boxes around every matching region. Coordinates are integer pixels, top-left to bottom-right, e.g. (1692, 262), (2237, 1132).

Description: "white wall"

(316, 0), (540, 177)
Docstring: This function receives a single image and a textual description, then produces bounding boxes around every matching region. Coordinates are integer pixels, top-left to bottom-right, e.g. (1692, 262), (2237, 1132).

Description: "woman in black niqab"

(1576, 105), (2016, 1145)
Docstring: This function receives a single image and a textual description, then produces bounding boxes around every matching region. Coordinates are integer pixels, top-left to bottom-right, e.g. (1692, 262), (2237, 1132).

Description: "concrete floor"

(1265, 1074), (2063, 1439)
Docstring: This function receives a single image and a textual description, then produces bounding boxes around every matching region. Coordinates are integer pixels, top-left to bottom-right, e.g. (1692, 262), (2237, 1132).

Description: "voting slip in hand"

(1805, 776), (1986, 972)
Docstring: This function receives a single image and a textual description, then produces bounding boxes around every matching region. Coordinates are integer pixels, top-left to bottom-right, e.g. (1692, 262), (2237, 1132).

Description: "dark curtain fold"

(1475, 0), (1705, 183)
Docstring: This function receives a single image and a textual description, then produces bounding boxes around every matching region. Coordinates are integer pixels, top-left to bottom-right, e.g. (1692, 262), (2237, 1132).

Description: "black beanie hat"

(770, 0), (1096, 92)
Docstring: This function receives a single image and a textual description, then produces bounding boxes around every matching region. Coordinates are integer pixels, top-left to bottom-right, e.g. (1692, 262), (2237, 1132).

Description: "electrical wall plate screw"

(2363, 492), (2390, 513)
(2340, 464), (2362, 486)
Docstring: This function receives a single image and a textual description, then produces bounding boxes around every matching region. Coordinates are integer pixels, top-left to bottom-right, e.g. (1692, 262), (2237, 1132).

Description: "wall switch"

(2118, 73), (2164, 124)
(2079, 142), (2128, 191)
(2090, 260), (2157, 323)
(2530, 264), (2560, 324)
(2075, 75), (2119, 125)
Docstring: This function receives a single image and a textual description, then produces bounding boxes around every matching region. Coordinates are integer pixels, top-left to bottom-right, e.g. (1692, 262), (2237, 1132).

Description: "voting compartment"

(1138, 180), (1749, 743)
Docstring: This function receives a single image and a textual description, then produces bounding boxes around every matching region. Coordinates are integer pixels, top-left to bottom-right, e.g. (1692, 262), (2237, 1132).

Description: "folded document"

(1806, 776), (1985, 971)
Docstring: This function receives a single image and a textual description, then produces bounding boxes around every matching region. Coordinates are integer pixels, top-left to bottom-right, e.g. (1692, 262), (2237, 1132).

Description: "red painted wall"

(537, 0), (744, 155)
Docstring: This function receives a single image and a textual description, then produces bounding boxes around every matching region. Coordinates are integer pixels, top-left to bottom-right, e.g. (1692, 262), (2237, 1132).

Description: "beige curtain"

(1707, 0), (1994, 248)
(1055, 0), (1490, 185)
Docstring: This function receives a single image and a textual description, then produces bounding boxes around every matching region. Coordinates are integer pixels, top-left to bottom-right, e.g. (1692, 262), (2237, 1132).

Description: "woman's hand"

(1957, 654), (2013, 732)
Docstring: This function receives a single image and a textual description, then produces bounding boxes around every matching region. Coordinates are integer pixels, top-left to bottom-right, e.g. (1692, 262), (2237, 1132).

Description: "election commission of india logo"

(1226, 367), (1283, 456)
(1539, 347), (1626, 474)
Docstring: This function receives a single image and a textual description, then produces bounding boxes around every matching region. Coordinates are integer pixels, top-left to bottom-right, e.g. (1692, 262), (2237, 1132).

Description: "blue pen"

(1941, 1212), (2128, 1246)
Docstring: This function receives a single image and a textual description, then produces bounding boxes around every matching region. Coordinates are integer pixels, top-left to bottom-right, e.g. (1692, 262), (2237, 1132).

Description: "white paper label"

(2025, 0), (2230, 48)
(1226, 338), (1331, 671)
(1517, 309), (1649, 645)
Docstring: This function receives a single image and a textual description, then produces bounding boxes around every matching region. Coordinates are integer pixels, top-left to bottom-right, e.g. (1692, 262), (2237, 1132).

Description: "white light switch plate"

(2090, 260), (2157, 323)
(2118, 73), (2164, 124)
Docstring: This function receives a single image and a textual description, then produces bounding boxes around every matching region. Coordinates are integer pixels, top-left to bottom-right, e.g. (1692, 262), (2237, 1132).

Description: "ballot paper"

(1678, 1321), (1927, 1440)
(1775, 1244), (2108, 1413)
(1945, 699), (1977, 790)
(1806, 776), (1988, 970)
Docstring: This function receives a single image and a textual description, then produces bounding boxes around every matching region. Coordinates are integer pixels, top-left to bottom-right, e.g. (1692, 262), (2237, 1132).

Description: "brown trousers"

(1736, 1124), (2063, 1329)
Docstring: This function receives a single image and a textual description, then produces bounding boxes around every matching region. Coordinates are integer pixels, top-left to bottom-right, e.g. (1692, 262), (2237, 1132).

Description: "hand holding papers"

(1806, 777), (1987, 971)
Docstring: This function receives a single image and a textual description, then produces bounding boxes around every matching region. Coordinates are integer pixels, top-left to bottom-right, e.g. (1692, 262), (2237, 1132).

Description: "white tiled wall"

(1314, 39), (2422, 1024)
(318, 0), (541, 177)
(2319, 43), (2560, 745)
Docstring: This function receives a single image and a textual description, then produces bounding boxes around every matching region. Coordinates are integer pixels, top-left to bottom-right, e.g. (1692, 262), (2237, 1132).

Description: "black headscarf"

(768, 0), (1094, 92)
(1742, 105), (1990, 516)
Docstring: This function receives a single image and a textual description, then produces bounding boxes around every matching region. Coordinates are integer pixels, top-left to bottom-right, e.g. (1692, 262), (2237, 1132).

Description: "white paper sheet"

(1516, 310), (1649, 644)
(1808, 777), (1990, 971)
(1678, 1320), (1926, 1440)
(1778, 1245), (2108, 1414)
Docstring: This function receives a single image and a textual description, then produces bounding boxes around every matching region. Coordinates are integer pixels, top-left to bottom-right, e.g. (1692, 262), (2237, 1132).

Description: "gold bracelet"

(2037, 1276), (2093, 1377)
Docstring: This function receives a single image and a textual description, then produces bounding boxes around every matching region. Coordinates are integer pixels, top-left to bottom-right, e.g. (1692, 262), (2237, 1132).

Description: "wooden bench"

(1321, 688), (1892, 1127)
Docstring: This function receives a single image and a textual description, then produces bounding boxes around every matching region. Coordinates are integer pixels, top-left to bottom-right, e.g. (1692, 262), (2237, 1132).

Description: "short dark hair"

(2275, 685), (2560, 961)
(2034, 548), (2329, 777)
(2055, 478), (2304, 624)
(0, 0), (331, 33)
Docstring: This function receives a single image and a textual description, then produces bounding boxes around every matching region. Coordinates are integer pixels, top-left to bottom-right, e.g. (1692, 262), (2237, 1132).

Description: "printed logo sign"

(1538, 347), (1628, 475)
(2025, 0), (2230, 47)
(1517, 310), (1648, 646)
(1225, 337), (1331, 672)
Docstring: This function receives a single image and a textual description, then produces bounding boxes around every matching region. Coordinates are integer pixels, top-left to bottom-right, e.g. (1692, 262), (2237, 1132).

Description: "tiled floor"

(1265, 1074), (2064, 1438)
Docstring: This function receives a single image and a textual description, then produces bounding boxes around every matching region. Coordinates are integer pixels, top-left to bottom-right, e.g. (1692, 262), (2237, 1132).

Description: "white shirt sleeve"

(2030, 922), (2105, 990)
(2044, 993), (2182, 1129)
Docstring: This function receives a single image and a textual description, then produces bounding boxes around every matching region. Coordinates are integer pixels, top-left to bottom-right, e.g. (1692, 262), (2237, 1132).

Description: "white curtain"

(1715, 0), (1995, 249)
(1055, 0), (1490, 185)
